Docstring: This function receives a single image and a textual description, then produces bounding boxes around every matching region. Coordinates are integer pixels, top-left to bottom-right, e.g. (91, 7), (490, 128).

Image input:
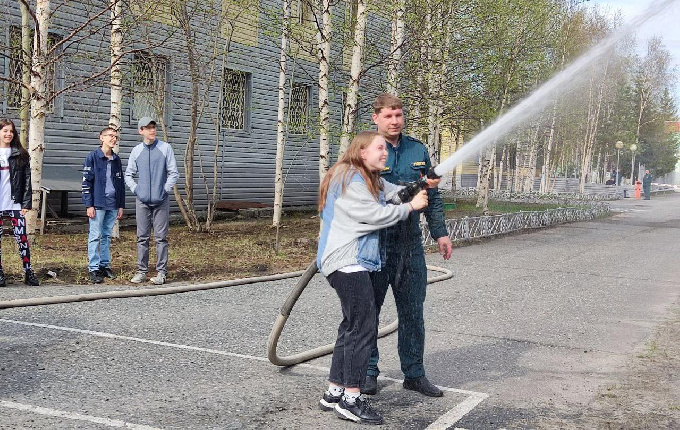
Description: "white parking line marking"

(0, 318), (269, 363)
(0, 400), (161, 429)
(426, 393), (489, 429)
(1, 318), (488, 426)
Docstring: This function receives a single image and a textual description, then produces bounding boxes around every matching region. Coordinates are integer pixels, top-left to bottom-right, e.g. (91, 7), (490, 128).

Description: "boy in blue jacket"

(82, 127), (125, 284)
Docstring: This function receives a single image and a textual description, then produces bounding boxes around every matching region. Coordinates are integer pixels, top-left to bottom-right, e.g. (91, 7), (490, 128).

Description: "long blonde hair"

(318, 131), (384, 212)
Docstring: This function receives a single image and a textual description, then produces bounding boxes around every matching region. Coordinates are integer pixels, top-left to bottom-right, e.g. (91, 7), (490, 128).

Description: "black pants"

(327, 270), (377, 389)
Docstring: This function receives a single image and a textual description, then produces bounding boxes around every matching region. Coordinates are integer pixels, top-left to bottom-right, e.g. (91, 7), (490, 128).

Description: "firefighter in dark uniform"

(363, 94), (453, 397)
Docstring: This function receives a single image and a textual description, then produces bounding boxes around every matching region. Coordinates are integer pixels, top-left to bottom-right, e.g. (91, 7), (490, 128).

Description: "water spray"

(432, 0), (678, 179)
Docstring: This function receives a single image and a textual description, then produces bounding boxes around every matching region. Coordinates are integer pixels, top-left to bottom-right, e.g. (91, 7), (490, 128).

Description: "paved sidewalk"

(1, 194), (678, 428)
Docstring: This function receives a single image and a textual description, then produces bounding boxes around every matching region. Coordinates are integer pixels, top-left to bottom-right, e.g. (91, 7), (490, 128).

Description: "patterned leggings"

(0, 210), (32, 271)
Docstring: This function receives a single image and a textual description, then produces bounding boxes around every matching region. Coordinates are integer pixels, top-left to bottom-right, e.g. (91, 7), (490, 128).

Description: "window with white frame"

(220, 68), (250, 130)
(7, 26), (61, 111)
(289, 83), (310, 135)
(131, 52), (169, 122)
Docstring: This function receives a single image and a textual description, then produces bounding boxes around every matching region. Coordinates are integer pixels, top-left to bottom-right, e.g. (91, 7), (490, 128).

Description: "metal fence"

(421, 204), (610, 246)
(446, 188), (620, 202)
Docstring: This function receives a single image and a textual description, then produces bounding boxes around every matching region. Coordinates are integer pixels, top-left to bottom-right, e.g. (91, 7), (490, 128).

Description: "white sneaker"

(150, 272), (166, 285)
(130, 272), (147, 283)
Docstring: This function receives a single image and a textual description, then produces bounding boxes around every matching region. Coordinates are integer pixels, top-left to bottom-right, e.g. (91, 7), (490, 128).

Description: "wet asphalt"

(1, 193), (678, 429)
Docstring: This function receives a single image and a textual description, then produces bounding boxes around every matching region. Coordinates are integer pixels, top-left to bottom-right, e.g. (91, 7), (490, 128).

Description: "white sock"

(343, 391), (360, 404)
(327, 385), (343, 397)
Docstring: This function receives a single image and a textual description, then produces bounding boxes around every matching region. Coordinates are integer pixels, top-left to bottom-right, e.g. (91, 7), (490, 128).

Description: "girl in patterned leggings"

(0, 119), (39, 287)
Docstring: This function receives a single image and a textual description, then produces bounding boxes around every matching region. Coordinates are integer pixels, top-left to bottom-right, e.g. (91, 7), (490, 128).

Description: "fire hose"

(267, 260), (453, 366)
(0, 260), (452, 368)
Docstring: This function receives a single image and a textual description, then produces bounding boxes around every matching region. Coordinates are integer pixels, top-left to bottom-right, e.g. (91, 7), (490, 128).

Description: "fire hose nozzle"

(393, 167), (441, 204)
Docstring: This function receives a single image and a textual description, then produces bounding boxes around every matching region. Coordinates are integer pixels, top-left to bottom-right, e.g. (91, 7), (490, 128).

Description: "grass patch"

(1, 212), (320, 286)
(443, 197), (566, 218)
(5, 197), (596, 286)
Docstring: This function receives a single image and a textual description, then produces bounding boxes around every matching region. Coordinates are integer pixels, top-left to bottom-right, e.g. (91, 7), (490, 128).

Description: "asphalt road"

(1, 194), (678, 429)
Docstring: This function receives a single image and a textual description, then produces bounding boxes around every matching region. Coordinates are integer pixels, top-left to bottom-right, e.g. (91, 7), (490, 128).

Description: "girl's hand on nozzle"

(410, 190), (428, 211)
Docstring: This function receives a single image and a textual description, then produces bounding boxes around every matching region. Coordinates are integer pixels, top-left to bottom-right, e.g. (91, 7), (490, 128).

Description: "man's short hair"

(373, 93), (403, 114)
(99, 127), (117, 137)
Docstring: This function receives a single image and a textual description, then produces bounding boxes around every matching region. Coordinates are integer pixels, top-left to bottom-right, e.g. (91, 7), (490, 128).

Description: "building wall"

(0, 0), (390, 214)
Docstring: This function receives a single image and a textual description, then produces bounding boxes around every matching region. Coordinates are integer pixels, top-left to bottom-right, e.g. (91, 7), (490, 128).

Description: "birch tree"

(108, 0), (123, 132)
(386, 0), (405, 95)
(579, 62), (609, 193)
(19, 0), (31, 148)
(316, 0), (332, 181)
(338, 0), (367, 156)
(25, 0), (51, 235)
(273, 0), (291, 231)
(109, 0), (123, 238)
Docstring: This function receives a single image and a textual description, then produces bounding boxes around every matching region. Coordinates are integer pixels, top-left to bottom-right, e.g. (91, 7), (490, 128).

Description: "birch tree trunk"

(477, 91), (507, 208)
(19, 0), (31, 148)
(26, 0), (51, 235)
(476, 147), (494, 213)
(339, 0), (367, 156)
(109, 0), (123, 238)
(273, 0), (291, 228)
(449, 125), (461, 193)
(579, 63), (607, 194)
(317, 0), (332, 182)
(525, 124), (541, 192)
(386, 0), (405, 95)
(108, 0), (123, 132)
(425, 7), (437, 161)
(540, 100), (558, 193)
(497, 145), (506, 191)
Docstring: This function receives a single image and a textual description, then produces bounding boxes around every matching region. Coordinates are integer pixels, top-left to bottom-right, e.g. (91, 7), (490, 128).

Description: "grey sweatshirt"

(125, 139), (179, 205)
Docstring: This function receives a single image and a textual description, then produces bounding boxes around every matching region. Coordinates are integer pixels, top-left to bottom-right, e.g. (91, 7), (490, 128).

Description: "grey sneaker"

(130, 272), (147, 283)
(150, 272), (166, 285)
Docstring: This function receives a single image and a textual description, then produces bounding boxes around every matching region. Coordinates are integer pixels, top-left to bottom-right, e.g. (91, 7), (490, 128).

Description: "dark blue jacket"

(380, 134), (448, 241)
(81, 148), (125, 209)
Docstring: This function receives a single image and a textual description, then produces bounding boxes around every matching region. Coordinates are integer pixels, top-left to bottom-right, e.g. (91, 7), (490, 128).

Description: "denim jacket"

(316, 170), (410, 277)
(81, 148), (125, 209)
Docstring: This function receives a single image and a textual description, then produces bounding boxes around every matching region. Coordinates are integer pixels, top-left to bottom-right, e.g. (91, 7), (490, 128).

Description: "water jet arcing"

(433, 0), (679, 178)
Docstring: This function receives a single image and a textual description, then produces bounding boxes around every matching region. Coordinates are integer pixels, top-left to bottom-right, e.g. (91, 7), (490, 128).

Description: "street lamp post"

(630, 143), (637, 184)
(615, 140), (623, 185)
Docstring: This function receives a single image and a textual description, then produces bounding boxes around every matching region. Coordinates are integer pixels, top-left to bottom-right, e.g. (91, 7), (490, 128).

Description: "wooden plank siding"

(0, 0), (390, 215)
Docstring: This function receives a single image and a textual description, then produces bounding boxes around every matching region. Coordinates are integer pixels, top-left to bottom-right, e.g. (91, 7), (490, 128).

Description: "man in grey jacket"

(125, 117), (179, 285)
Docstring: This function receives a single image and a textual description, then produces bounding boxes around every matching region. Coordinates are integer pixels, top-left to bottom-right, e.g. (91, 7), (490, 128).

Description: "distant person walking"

(82, 127), (125, 284)
(125, 117), (179, 285)
(0, 119), (39, 287)
(642, 170), (653, 200)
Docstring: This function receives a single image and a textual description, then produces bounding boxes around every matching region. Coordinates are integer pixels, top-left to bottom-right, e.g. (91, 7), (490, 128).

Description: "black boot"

(0, 269), (5, 287)
(24, 269), (40, 286)
(89, 271), (104, 284)
(403, 376), (443, 397)
(361, 375), (378, 395)
(98, 266), (117, 280)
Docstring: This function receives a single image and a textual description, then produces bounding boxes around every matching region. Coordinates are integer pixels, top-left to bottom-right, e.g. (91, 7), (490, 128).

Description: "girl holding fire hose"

(315, 131), (430, 425)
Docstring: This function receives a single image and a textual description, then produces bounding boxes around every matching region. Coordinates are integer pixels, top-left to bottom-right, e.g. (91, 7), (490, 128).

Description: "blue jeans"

(88, 209), (117, 272)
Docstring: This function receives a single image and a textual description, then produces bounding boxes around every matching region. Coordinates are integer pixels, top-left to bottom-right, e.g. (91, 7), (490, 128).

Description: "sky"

(588, 0), (680, 106)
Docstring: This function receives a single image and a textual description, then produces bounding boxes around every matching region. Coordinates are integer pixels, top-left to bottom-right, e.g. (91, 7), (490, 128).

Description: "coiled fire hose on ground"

(267, 261), (454, 366)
